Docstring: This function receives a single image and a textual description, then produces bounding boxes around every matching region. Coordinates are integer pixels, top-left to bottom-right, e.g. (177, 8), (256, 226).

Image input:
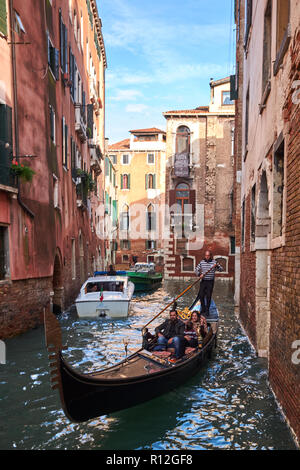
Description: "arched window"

(146, 204), (156, 231)
(120, 204), (129, 230)
(121, 173), (130, 189)
(146, 173), (156, 189)
(176, 126), (190, 154)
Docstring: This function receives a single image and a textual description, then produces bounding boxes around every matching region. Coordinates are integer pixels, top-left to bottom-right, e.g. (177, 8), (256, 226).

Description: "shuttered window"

(50, 105), (55, 144)
(59, 9), (68, 75)
(146, 174), (156, 189)
(0, 104), (13, 186)
(87, 104), (94, 139)
(244, 0), (253, 48)
(47, 33), (59, 80)
(0, 226), (9, 280)
(0, 0), (7, 36)
(62, 117), (68, 168)
(121, 174), (130, 190)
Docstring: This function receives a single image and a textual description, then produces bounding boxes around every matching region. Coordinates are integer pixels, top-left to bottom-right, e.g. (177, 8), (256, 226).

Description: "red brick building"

(233, 0), (300, 443)
(0, 0), (106, 338)
(163, 78), (236, 280)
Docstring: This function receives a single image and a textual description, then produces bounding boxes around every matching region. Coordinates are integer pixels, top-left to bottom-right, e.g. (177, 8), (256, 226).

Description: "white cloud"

(111, 89), (144, 101)
(125, 103), (149, 113)
(106, 62), (228, 90)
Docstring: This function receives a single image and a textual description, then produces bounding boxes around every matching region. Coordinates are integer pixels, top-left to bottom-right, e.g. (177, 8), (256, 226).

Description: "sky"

(97, 0), (235, 144)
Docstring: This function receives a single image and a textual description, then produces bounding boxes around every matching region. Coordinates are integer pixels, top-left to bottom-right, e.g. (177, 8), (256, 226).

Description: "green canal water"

(0, 281), (297, 450)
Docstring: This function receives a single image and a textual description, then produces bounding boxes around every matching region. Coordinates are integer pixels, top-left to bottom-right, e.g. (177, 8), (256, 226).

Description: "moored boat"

(126, 262), (163, 292)
(44, 299), (219, 423)
(75, 274), (135, 319)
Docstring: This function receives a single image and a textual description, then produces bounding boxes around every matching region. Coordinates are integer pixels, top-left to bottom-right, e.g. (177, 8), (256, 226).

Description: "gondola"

(44, 301), (219, 423)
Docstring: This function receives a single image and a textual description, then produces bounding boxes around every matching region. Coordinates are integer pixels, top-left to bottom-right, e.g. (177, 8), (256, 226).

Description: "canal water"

(0, 281), (297, 450)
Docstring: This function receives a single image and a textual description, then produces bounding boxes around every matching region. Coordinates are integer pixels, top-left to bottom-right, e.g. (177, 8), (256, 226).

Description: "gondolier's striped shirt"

(195, 259), (223, 281)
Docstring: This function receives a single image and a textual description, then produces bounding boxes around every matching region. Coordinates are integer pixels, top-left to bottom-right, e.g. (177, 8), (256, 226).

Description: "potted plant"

(11, 160), (35, 182)
(76, 169), (95, 194)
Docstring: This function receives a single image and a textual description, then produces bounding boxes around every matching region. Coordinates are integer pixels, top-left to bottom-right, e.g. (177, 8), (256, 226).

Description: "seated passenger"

(184, 321), (198, 349)
(87, 283), (98, 293)
(153, 309), (185, 360)
(191, 311), (208, 339)
(199, 315), (208, 338)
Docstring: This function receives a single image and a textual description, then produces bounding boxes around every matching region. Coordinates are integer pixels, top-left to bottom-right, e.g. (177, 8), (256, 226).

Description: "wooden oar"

(142, 263), (217, 330)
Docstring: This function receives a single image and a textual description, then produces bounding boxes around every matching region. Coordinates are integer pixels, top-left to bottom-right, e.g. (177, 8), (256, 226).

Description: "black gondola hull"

(59, 335), (216, 423)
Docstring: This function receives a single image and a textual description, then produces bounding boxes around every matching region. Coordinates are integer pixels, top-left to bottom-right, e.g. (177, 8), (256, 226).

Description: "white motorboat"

(75, 275), (135, 319)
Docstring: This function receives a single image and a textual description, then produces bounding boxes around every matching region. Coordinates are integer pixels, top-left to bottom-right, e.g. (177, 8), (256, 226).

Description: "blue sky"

(97, 0), (235, 144)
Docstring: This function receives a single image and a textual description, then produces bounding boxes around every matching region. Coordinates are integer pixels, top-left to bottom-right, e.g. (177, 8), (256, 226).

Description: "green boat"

(126, 263), (163, 292)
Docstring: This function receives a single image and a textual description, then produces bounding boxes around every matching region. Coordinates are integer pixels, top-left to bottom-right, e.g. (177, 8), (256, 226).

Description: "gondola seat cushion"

(153, 351), (172, 358)
(185, 347), (196, 354)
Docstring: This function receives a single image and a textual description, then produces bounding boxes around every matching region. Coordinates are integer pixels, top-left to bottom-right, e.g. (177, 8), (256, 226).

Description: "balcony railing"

(172, 152), (192, 178)
(75, 103), (87, 142)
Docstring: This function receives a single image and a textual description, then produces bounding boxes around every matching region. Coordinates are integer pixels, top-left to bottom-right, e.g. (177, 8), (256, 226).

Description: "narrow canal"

(0, 281), (297, 450)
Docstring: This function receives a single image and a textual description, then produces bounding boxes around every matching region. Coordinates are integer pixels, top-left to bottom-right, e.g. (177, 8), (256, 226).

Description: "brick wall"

(269, 29), (300, 441)
(0, 277), (52, 339)
(239, 193), (257, 348)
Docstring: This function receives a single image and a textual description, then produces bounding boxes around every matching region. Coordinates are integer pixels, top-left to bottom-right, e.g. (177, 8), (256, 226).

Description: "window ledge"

(271, 235), (285, 249)
(0, 279), (12, 286)
(259, 80), (271, 114)
(0, 184), (18, 194)
(273, 24), (291, 76)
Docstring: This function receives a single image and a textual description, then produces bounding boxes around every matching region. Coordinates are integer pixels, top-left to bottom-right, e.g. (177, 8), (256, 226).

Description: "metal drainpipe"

(9, 0), (34, 218)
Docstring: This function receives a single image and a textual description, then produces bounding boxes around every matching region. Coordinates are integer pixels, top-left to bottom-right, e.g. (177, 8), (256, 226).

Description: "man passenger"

(154, 309), (185, 360)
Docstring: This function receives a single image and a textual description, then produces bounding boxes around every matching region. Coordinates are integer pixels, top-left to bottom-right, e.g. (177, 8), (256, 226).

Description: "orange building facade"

(107, 128), (166, 269)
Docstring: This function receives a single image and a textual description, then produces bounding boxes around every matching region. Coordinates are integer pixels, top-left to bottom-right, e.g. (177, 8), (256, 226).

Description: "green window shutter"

(145, 174), (148, 189)
(128, 174), (131, 189)
(0, 0), (8, 36)
(65, 124), (68, 168)
(120, 174), (123, 189)
(153, 174), (156, 189)
(62, 117), (65, 164)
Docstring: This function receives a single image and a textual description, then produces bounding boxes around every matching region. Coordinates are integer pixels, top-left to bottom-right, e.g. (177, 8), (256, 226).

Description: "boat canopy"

(133, 262), (155, 272)
(83, 277), (126, 293)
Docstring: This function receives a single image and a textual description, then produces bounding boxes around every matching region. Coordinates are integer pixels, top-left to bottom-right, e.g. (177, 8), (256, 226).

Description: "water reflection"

(0, 281), (296, 450)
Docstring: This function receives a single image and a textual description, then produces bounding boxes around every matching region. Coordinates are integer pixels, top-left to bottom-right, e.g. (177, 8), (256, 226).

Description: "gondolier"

(190, 250), (223, 315)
